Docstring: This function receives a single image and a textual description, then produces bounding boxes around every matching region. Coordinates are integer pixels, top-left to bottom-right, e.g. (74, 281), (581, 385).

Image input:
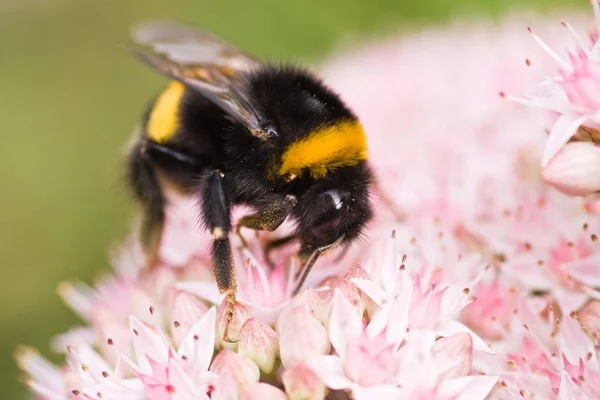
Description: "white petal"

(306, 355), (353, 390)
(24, 381), (65, 400)
(176, 281), (225, 305)
(438, 376), (498, 400)
(560, 316), (599, 371)
(169, 358), (207, 399)
(525, 77), (570, 113)
(542, 113), (589, 167)
(591, 40), (600, 62)
(558, 370), (589, 400)
(329, 291), (363, 359)
(368, 286), (412, 343)
(561, 253), (600, 287)
(353, 384), (403, 400)
(436, 320), (493, 354)
(350, 278), (387, 306)
(177, 307), (216, 372)
(81, 378), (146, 400)
(129, 316), (170, 374)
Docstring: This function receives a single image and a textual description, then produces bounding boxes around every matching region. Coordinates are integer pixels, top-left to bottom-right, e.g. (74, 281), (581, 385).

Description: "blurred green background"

(0, 0), (578, 397)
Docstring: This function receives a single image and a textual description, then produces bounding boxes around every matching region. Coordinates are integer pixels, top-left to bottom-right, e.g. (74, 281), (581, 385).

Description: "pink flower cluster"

(17, 10), (600, 400)
(510, 0), (600, 201)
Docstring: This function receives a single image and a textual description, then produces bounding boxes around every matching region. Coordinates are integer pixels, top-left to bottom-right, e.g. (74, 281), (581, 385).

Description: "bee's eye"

(310, 191), (348, 239)
(266, 127), (278, 138)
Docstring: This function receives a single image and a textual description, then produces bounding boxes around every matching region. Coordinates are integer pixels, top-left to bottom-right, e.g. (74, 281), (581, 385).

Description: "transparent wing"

(129, 21), (266, 137)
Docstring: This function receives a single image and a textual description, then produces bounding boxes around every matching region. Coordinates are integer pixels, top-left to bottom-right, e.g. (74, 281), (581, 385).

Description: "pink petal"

(177, 306), (216, 373)
(367, 286), (412, 343)
(282, 363), (327, 400)
(278, 303), (331, 368)
(350, 278), (387, 306)
(129, 317), (170, 374)
(560, 316), (599, 371)
(16, 347), (65, 397)
(170, 292), (209, 347)
(176, 281), (225, 305)
(329, 291), (363, 359)
(306, 355), (353, 390)
(542, 142), (600, 196)
(81, 379), (146, 400)
(238, 318), (279, 374)
(438, 376), (498, 400)
(168, 359), (207, 399)
(352, 384), (403, 400)
(561, 253), (600, 286)
(525, 77), (571, 113)
(242, 383), (287, 400)
(542, 113), (589, 167)
(432, 333), (473, 380)
(436, 320), (493, 354)
(210, 349), (260, 393)
(558, 370), (589, 400)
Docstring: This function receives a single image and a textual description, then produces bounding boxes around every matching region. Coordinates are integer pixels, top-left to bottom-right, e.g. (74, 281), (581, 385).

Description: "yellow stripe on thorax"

(279, 119), (368, 179)
(147, 81), (186, 143)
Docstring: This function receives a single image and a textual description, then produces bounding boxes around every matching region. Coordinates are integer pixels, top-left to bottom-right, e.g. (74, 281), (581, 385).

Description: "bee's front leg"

(199, 169), (237, 343)
(235, 194), (297, 248)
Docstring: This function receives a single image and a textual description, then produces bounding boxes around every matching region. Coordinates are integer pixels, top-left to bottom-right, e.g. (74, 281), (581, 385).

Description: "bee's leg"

(235, 194), (297, 248)
(127, 142), (165, 266)
(199, 169), (237, 343)
(292, 235), (346, 295)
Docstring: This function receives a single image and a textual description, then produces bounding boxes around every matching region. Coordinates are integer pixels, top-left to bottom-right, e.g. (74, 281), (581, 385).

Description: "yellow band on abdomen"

(279, 119), (368, 179)
(147, 81), (186, 143)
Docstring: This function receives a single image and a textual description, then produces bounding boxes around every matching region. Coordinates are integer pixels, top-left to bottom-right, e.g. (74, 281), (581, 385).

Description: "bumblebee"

(125, 21), (373, 340)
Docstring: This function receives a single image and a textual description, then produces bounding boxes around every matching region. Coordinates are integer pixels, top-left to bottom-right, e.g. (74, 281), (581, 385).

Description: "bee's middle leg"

(235, 194), (297, 250)
(199, 169), (237, 343)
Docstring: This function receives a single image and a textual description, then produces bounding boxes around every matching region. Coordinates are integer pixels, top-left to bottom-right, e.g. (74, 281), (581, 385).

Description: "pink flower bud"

(277, 303), (330, 368)
(282, 363), (327, 400)
(210, 349), (260, 394)
(432, 333), (473, 380)
(579, 300), (600, 335)
(170, 292), (209, 347)
(542, 142), (600, 196)
(216, 301), (251, 350)
(238, 318), (279, 374)
(241, 383), (287, 400)
(343, 333), (400, 386)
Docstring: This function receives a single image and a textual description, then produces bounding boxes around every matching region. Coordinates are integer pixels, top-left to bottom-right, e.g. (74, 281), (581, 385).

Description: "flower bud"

(432, 332), (473, 380)
(170, 292), (209, 347)
(210, 349), (260, 394)
(216, 301), (251, 350)
(542, 142), (600, 196)
(277, 303), (330, 368)
(238, 318), (279, 374)
(241, 383), (287, 400)
(579, 300), (600, 336)
(282, 363), (327, 400)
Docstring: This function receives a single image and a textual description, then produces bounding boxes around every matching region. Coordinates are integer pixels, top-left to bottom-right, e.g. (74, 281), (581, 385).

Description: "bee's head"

(292, 163), (373, 249)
